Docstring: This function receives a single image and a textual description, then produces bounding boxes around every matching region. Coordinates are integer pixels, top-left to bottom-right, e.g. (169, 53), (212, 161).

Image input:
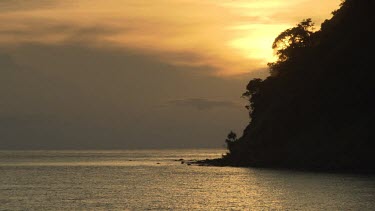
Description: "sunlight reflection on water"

(1, 149), (375, 210)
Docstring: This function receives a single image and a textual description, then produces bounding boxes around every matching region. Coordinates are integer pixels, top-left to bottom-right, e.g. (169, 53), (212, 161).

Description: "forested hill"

(222, 0), (375, 171)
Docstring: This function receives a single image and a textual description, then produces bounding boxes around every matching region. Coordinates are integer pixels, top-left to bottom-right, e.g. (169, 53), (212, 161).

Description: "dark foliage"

(223, 0), (375, 172)
(225, 131), (237, 155)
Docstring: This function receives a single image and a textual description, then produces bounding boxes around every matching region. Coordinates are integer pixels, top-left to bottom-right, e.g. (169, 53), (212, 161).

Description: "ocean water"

(1, 149), (375, 210)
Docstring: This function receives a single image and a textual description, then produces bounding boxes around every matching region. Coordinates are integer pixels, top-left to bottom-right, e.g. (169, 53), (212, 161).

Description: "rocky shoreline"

(178, 158), (375, 175)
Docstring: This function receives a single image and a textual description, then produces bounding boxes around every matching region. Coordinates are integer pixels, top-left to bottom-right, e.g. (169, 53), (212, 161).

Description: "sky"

(0, 0), (341, 149)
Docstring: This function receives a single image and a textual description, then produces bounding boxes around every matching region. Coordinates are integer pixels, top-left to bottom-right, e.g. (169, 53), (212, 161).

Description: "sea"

(1, 149), (375, 210)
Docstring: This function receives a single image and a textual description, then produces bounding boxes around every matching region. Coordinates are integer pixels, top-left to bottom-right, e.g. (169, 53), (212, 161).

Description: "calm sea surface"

(1, 149), (375, 210)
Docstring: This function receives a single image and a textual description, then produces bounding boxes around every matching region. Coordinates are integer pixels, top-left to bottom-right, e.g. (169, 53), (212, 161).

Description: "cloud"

(166, 98), (241, 111)
(0, 0), (61, 12)
(0, 0), (341, 76)
(0, 0), (341, 149)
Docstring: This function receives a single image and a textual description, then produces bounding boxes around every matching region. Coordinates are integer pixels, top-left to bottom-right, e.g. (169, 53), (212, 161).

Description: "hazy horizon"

(0, 0), (341, 149)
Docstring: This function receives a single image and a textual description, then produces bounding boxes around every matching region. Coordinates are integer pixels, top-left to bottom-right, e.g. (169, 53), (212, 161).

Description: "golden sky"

(0, 1), (342, 149)
(0, 0), (341, 76)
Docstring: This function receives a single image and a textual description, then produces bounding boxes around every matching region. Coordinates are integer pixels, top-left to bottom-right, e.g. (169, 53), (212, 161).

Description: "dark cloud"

(0, 20), (128, 45)
(166, 98), (241, 110)
(0, 0), (67, 12)
(0, 23), (122, 37)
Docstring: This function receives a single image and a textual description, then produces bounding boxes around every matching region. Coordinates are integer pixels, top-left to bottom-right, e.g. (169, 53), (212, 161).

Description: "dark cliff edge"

(200, 0), (375, 173)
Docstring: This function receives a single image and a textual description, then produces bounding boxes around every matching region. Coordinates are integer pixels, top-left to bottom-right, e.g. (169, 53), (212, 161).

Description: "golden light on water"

(0, 0), (341, 76)
(4, 149), (375, 210)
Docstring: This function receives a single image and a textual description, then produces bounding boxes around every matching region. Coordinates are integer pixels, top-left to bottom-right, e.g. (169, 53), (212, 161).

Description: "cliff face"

(225, 0), (375, 171)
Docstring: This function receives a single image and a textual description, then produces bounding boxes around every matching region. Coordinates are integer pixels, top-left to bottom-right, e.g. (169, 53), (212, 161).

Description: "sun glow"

(0, 0), (341, 76)
(228, 23), (290, 63)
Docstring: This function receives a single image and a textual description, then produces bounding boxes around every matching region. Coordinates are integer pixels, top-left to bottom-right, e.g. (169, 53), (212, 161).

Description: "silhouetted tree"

(225, 131), (237, 152)
(268, 19), (315, 76)
(243, 78), (263, 98)
(272, 18), (315, 61)
(219, 0), (375, 172)
(242, 78), (263, 117)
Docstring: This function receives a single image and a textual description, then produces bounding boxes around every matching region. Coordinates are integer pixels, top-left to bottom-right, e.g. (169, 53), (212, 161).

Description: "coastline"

(187, 158), (375, 175)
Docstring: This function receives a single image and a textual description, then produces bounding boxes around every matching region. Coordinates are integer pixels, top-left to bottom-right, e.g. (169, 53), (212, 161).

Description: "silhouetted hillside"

(219, 0), (375, 172)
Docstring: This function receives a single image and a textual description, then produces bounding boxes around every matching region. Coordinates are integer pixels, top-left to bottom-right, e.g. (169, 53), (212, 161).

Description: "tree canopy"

(220, 0), (375, 172)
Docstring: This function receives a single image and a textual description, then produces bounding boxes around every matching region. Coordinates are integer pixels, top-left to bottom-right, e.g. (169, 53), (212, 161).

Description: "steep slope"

(223, 0), (375, 172)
